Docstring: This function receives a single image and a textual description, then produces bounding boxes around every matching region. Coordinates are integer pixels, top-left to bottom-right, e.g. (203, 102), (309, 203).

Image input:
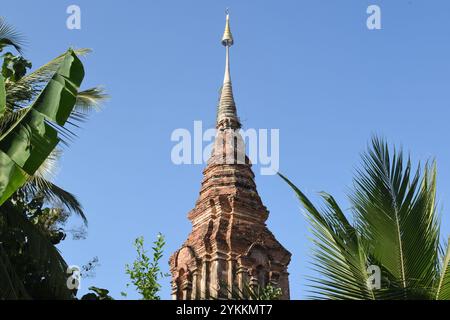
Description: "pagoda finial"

(221, 9), (234, 47)
(217, 10), (240, 130)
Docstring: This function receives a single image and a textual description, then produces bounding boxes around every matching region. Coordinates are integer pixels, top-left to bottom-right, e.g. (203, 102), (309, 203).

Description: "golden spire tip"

(221, 9), (233, 46)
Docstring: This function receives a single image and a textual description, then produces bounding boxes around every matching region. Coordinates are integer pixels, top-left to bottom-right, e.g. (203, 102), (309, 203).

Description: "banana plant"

(0, 49), (83, 205)
(0, 18), (107, 299)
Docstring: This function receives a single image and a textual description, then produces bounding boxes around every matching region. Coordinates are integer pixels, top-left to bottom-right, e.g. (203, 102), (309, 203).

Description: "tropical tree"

(280, 137), (450, 300)
(0, 17), (106, 299)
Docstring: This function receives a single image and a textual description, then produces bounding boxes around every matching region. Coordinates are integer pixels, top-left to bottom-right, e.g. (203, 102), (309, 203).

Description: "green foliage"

(226, 283), (283, 300)
(0, 71), (5, 118)
(0, 200), (73, 299)
(0, 180), (86, 300)
(0, 18), (105, 300)
(258, 285), (283, 300)
(2, 52), (31, 83)
(125, 234), (169, 300)
(280, 137), (450, 300)
(0, 48), (84, 205)
(0, 18), (23, 54)
(0, 44), (85, 299)
(81, 286), (114, 300)
(10, 190), (70, 245)
(436, 238), (450, 299)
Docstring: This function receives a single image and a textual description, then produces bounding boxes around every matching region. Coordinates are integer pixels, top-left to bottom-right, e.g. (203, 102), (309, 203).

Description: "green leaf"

(0, 201), (74, 299)
(0, 49), (84, 205)
(436, 240), (450, 300)
(0, 75), (5, 116)
(280, 137), (444, 300)
(351, 138), (439, 299)
(125, 234), (168, 300)
(33, 49), (84, 125)
(0, 18), (24, 54)
(0, 151), (27, 205)
(279, 173), (375, 300)
(0, 110), (59, 174)
(1, 53), (32, 82)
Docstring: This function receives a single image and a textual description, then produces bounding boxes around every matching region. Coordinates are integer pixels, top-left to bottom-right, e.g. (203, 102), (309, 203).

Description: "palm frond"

(435, 238), (450, 299)
(0, 17), (24, 54)
(23, 178), (86, 225)
(351, 138), (440, 299)
(0, 201), (74, 299)
(75, 87), (108, 113)
(32, 148), (61, 181)
(279, 173), (375, 300)
(62, 86), (108, 129)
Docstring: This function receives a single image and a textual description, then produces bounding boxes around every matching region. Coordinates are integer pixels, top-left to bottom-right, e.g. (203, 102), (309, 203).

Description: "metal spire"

(217, 10), (240, 130)
(222, 9), (234, 47)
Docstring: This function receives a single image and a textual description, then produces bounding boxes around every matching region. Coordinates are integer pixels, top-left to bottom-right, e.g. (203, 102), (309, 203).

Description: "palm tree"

(280, 137), (450, 300)
(0, 17), (107, 299)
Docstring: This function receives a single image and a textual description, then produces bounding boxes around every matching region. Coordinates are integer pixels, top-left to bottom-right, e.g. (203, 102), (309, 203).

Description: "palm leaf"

(62, 86), (108, 129)
(22, 177), (86, 224)
(0, 201), (74, 299)
(32, 148), (61, 182)
(75, 87), (108, 113)
(435, 239), (450, 299)
(351, 138), (440, 299)
(279, 173), (375, 300)
(0, 17), (24, 54)
(18, 147), (86, 223)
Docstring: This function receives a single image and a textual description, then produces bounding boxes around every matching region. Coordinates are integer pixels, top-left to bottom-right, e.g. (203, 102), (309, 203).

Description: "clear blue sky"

(2, 0), (450, 299)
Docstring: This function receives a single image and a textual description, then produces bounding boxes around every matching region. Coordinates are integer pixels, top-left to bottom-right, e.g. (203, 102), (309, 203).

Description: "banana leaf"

(0, 49), (84, 205)
(0, 75), (5, 116)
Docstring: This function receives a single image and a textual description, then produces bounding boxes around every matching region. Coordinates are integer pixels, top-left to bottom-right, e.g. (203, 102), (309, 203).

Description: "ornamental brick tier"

(169, 12), (291, 300)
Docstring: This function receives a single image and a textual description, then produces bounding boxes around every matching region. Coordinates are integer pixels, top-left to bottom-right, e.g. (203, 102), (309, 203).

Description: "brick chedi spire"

(216, 12), (240, 130)
(169, 11), (291, 300)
